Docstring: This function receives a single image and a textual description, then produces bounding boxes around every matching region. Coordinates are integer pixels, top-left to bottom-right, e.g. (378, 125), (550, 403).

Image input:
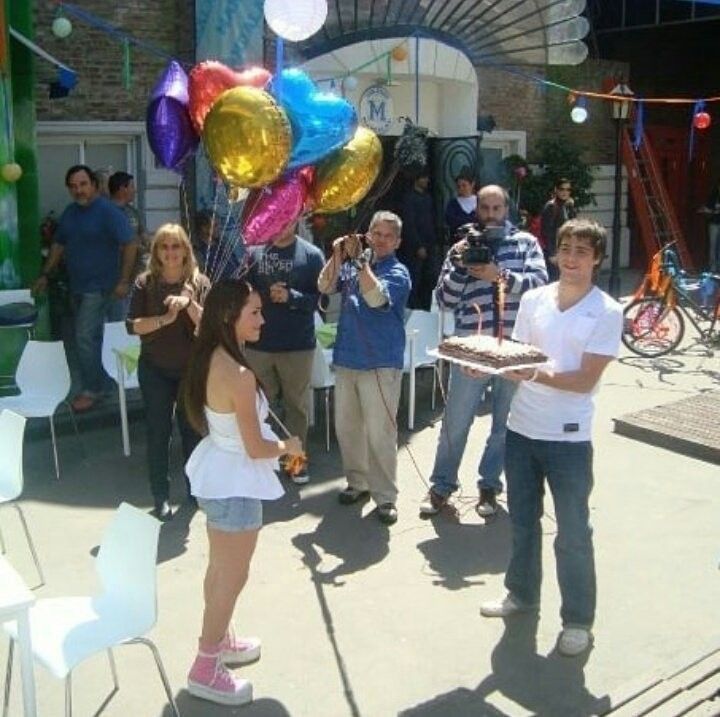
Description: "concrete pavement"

(1, 327), (718, 716)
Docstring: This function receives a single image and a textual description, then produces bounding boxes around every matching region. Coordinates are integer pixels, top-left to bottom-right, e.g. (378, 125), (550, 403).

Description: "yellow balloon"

(203, 86), (291, 188)
(312, 127), (383, 214)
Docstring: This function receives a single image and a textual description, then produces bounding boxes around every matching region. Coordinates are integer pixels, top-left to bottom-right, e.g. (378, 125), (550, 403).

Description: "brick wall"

(477, 58), (629, 165)
(33, 0), (193, 121)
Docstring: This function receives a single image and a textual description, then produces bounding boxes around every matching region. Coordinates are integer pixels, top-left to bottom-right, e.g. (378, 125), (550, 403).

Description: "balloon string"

(212, 191), (243, 283)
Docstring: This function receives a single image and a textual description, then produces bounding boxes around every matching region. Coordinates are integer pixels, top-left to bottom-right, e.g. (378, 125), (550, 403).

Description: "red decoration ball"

(693, 112), (711, 130)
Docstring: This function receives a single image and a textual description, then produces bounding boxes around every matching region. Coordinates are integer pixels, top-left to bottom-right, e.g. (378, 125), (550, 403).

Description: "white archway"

(302, 37), (479, 138)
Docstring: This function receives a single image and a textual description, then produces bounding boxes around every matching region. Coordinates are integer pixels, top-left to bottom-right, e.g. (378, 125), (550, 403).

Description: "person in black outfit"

(127, 224), (210, 520)
(399, 169), (439, 309)
(540, 178), (577, 281)
(444, 168), (477, 236)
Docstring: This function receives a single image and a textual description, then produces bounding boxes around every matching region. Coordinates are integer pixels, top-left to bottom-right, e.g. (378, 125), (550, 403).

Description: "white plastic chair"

(310, 344), (335, 451)
(0, 410), (44, 587)
(102, 321), (141, 457)
(2, 502), (179, 717)
(403, 310), (440, 430)
(0, 341), (79, 481)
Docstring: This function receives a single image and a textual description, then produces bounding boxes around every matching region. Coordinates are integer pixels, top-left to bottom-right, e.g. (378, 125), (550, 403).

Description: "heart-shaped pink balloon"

(189, 61), (271, 133)
(241, 167), (314, 246)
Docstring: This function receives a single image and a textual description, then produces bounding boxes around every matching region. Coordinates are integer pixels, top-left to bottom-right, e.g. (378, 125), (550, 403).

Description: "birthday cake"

(438, 335), (547, 369)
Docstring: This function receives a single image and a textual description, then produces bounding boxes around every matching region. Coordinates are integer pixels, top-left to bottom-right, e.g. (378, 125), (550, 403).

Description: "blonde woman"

(127, 223), (211, 520)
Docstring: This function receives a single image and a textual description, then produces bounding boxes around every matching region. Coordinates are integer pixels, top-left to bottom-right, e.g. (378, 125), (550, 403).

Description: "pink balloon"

(242, 168), (313, 246)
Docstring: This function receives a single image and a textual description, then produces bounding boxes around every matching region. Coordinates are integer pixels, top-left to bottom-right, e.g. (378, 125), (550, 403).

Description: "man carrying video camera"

(420, 185), (547, 518)
(318, 211), (411, 525)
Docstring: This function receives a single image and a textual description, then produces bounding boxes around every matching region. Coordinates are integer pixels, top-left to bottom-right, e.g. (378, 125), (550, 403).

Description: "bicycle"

(621, 243), (720, 357)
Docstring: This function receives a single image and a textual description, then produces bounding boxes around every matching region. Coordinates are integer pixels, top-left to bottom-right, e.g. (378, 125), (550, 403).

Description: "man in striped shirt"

(420, 185), (547, 518)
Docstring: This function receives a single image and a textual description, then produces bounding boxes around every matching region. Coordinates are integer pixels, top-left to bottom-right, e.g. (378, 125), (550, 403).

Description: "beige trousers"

(244, 348), (314, 445)
(334, 367), (402, 506)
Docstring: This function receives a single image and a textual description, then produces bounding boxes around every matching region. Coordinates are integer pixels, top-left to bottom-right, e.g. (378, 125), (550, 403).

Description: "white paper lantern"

(52, 17), (73, 39)
(343, 75), (358, 91)
(264, 0), (327, 42)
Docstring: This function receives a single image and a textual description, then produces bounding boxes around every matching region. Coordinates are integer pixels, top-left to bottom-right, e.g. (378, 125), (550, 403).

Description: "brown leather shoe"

(71, 394), (96, 412)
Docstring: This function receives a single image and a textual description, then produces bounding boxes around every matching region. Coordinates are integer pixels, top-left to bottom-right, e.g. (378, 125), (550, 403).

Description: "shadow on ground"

(399, 613), (611, 717)
(160, 694), (291, 716)
(416, 508), (512, 590)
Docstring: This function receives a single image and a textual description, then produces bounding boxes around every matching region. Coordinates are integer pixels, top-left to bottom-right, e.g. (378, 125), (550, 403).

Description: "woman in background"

(183, 279), (302, 706)
(126, 223), (210, 520)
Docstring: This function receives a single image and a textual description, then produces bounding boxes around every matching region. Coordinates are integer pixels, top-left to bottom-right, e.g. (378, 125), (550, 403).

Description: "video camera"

(339, 234), (372, 269)
(454, 223), (505, 266)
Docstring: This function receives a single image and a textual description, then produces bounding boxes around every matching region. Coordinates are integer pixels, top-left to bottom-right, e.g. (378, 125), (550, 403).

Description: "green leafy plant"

(501, 138), (595, 216)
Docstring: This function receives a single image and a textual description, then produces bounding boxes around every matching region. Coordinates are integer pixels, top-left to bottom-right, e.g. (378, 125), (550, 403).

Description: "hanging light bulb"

(571, 96), (588, 124)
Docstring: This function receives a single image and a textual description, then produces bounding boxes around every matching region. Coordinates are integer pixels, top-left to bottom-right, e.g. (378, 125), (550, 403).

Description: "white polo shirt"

(507, 284), (623, 442)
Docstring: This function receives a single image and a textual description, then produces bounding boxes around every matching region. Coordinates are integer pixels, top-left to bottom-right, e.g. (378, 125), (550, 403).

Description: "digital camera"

(454, 223), (505, 266)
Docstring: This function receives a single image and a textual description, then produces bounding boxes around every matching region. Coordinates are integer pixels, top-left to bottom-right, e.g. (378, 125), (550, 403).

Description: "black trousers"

(138, 357), (201, 504)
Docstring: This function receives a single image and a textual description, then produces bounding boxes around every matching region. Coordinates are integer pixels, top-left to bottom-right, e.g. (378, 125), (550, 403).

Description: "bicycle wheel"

(622, 298), (685, 357)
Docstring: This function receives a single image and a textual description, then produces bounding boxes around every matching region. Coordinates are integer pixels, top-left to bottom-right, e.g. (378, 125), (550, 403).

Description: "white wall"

(583, 164), (630, 270)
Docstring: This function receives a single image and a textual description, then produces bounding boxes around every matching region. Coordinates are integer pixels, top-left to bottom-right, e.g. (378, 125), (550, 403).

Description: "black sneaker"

(376, 503), (398, 525)
(338, 487), (370, 505)
(419, 490), (448, 516)
(476, 488), (498, 517)
(152, 500), (174, 522)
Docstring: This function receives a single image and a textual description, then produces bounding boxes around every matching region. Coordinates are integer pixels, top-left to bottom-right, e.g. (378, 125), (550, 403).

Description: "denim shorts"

(197, 497), (263, 532)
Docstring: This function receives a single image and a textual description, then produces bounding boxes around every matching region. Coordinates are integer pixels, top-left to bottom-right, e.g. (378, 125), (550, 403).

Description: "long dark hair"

(183, 279), (257, 435)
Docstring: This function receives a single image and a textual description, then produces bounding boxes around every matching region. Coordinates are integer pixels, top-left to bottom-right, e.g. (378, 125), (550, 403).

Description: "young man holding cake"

(420, 185), (547, 518)
(479, 218), (623, 657)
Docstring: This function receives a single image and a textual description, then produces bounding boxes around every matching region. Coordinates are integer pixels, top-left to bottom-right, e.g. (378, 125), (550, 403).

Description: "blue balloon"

(271, 69), (358, 169)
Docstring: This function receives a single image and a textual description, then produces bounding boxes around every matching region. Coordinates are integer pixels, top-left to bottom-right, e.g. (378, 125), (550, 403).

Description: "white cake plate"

(427, 348), (549, 375)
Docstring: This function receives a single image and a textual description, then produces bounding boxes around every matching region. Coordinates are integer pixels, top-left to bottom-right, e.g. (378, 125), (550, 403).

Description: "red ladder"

(621, 128), (694, 270)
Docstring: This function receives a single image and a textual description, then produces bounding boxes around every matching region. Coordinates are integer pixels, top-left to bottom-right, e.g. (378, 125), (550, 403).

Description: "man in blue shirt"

(34, 165), (136, 412)
(245, 223), (325, 485)
(317, 211), (411, 525)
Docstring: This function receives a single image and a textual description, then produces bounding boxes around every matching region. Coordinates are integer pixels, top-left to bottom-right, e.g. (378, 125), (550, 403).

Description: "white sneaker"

(480, 593), (528, 618)
(557, 627), (593, 656)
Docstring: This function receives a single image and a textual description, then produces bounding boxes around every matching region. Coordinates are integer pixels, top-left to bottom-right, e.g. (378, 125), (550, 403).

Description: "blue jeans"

(504, 429), (596, 628)
(429, 363), (516, 496)
(72, 291), (115, 395)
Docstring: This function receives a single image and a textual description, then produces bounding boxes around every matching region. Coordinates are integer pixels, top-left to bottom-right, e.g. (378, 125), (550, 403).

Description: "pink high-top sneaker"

(220, 631), (262, 665)
(187, 647), (252, 706)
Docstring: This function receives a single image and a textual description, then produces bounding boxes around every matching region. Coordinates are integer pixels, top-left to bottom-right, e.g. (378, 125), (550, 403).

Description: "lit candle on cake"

(495, 276), (506, 345)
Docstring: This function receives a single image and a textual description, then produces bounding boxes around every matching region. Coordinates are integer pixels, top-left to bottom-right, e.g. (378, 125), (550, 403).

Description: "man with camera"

(420, 185), (547, 518)
(317, 211), (411, 525)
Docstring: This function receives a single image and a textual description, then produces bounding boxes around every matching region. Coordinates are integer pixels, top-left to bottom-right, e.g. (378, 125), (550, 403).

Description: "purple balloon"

(146, 62), (198, 172)
(241, 168), (313, 246)
(151, 60), (190, 105)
